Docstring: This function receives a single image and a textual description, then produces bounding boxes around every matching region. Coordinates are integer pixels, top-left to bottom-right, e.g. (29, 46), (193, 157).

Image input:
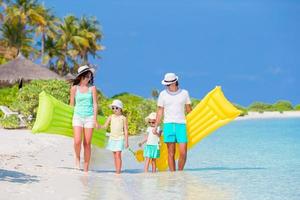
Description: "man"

(153, 73), (192, 171)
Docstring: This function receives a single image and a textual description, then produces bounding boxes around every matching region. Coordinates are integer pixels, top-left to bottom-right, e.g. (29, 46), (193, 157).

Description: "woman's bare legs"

(83, 128), (93, 172)
(73, 126), (83, 169)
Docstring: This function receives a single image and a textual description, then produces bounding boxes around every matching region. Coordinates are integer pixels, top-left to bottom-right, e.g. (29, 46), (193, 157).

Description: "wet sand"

(0, 129), (232, 200)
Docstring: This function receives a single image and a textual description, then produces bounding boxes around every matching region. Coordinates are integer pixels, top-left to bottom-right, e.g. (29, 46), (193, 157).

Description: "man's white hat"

(109, 99), (123, 109)
(145, 112), (157, 123)
(76, 65), (95, 78)
(161, 73), (179, 85)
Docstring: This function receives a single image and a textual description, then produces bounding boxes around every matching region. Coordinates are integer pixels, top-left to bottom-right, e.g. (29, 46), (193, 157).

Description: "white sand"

(0, 129), (232, 200)
(236, 111), (300, 120)
(0, 129), (87, 200)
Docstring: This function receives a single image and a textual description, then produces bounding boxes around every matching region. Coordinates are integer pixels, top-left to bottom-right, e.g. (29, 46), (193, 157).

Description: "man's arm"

(185, 104), (192, 114)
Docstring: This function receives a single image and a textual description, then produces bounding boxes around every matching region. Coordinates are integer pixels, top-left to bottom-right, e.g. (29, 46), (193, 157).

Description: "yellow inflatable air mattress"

(135, 86), (241, 171)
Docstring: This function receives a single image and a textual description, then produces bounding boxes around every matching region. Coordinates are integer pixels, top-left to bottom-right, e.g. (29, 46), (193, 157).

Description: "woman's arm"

(124, 117), (129, 148)
(92, 86), (99, 128)
(70, 86), (75, 106)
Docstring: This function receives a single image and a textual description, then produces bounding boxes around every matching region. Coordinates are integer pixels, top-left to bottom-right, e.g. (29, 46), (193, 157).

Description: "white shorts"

(72, 115), (94, 128)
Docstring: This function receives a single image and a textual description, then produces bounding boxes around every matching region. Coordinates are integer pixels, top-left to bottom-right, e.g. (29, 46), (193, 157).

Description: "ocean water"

(85, 118), (300, 200)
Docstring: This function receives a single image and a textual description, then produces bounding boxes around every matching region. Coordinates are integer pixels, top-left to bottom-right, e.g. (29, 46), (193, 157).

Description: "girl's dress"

(106, 114), (126, 152)
(143, 127), (160, 158)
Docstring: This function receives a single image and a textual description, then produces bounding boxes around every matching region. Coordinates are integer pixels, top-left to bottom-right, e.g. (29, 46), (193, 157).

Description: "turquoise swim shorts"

(163, 123), (187, 143)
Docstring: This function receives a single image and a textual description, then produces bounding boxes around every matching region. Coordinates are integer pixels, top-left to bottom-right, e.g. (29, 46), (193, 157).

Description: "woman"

(70, 65), (99, 172)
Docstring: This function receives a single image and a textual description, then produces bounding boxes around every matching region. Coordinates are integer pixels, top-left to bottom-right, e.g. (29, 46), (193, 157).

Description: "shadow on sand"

(0, 169), (39, 183)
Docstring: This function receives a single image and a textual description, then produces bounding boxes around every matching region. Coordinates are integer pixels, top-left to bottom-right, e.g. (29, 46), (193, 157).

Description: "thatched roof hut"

(0, 54), (64, 87)
(64, 72), (75, 81)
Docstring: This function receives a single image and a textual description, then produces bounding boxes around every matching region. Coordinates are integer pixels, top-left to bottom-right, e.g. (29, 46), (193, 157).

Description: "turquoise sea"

(87, 118), (300, 200)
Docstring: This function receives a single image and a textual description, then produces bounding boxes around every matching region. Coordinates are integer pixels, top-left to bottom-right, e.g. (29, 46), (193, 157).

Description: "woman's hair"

(73, 71), (94, 86)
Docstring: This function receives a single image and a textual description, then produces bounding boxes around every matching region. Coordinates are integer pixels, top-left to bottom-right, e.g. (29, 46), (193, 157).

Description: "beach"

(236, 111), (300, 120)
(0, 129), (231, 200)
(1, 113), (300, 199)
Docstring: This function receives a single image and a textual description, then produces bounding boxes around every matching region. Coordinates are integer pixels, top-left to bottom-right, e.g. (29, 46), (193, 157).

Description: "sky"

(44, 0), (300, 106)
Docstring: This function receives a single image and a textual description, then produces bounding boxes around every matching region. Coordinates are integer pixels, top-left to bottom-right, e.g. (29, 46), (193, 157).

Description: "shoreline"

(236, 111), (300, 120)
(0, 129), (232, 200)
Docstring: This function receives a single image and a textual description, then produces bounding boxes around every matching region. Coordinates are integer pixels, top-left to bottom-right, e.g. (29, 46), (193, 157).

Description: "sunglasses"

(84, 75), (91, 79)
(112, 106), (120, 110)
(148, 121), (156, 124)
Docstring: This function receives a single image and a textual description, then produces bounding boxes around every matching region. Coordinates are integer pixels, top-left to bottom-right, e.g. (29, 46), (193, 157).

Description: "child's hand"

(138, 142), (143, 147)
(125, 142), (129, 149)
(157, 130), (162, 136)
(152, 127), (158, 135)
(95, 121), (100, 129)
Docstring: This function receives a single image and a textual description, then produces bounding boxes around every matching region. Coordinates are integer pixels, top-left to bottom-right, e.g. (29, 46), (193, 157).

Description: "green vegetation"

(233, 104), (248, 116)
(191, 98), (200, 108)
(0, 85), (18, 118)
(11, 80), (70, 121)
(272, 100), (293, 111)
(247, 100), (294, 113)
(0, 85), (18, 107)
(0, 81), (157, 133)
(0, 0), (103, 74)
(100, 93), (156, 135)
(248, 101), (273, 112)
(0, 115), (20, 129)
(0, 80), (299, 132)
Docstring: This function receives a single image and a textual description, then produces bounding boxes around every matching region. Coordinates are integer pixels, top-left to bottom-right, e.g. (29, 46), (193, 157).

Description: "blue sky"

(44, 0), (300, 106)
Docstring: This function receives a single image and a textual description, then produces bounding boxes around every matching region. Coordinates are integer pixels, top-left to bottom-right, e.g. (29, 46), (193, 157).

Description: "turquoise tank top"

(74, 86), (94, 117)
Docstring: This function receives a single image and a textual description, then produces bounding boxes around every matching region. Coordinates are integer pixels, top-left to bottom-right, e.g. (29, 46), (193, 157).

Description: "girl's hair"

(73, 71), (94, 86)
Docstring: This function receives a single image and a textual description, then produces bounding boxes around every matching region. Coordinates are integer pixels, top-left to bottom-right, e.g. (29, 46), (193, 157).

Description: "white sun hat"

(76, 65), (95, 78)
(109, 99), (123, 109)
(145, 112), (157, 123)
(161, 72), (179, 85)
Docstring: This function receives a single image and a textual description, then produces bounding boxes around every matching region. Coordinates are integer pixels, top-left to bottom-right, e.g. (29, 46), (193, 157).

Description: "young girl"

(70, 65), (100, 172)
(139, 112), (161, 172)
(100, 99), (129, 174)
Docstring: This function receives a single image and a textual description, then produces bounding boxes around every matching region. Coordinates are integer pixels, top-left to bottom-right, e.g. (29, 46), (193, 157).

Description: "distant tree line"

(235, 101), (300, 116)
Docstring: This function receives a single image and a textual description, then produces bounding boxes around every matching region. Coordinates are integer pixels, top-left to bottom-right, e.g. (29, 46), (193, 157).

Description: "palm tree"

(2, 0), (46, 57)
(43, 36), (62, 71)
(77, 16), (103, 65)
(56, 15), (90, 74)
(34, 6), (60, 64)
(0, 18), (34, 57)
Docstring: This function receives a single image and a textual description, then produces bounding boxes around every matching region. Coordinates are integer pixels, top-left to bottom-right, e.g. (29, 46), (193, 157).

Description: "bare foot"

(75, 159), (80, 170)
(83, 163), (89, 172)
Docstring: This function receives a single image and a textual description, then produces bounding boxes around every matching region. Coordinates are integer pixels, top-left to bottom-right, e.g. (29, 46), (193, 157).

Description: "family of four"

(70, 65), (192, 173)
